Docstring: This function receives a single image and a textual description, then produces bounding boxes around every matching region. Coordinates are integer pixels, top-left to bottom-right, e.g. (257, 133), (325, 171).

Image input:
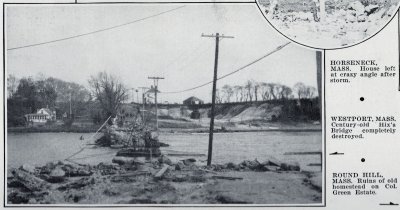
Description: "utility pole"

(69, 93), (72, 118)
(136, 89), (139, 105)
(202, 33), (234, 166)
(139, 87), (149, 123)
(148, 77), (164, 131)
(129, 88), (136, 103)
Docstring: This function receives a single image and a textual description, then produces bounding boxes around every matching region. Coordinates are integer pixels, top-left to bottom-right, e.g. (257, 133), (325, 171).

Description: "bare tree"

(240, 86), (247, 102)
(268, 83), (281, 100)
(253, 81), (260, 101)
(88, 71), (128, 120)
(35, 79), (57, 109)
(264, 83), (275, 100)
(244, 80), (254, 102)
(280, 85), (293, 99)
(7, 74), (19, 99)
(221, 85), (234, 103)
(233, 85), (242, 102)
(215, 89), (223, 104)
(304, 86), (317, 99)
(293, 82), (307, 99)
(260, 82), (271, 101)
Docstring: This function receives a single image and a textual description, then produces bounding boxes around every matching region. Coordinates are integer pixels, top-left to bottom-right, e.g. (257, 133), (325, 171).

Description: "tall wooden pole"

(69, 93), (72, 118)
(139, 87), (148, 123)
(136, 89), (139, 104)
(208, 33), (219, 166)
(155, 85), (158, 130)
(202, 33), (234, 166)
(148, 77), (164, 132)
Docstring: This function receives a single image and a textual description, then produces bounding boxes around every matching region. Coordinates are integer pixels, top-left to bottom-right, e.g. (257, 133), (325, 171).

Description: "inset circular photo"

(257, 0), (399, 49)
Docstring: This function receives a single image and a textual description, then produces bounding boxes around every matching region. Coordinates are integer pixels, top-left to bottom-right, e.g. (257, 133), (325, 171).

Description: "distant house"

(25, 108), (56, 125)
(183, 96), (204, 105)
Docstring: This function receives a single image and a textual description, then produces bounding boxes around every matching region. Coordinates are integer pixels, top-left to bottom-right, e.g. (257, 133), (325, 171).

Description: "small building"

(25, 108), (56, 125)
(183, 96), (204, 105)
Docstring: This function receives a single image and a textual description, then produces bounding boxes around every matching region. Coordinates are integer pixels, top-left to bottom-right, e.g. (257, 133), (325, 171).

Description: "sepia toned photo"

(257, 0), (400, 49)
(5, 3), (323, 205)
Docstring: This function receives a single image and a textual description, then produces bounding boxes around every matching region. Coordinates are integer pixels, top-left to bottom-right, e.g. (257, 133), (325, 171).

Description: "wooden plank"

(212, 175), (243, 181)
(154, 164), (169, 179)
(166, 153), (206, 157)
(308, 163), (322, 166)
(11, 169), (48, 191)
(113, 171), (151, 177)
(198, 168), (218, 175)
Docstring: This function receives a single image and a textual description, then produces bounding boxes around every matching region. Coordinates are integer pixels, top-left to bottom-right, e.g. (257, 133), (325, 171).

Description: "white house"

(25, 108), (56, 124)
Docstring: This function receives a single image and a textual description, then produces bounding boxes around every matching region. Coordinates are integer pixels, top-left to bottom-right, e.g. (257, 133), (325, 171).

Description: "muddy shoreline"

(7, 156), (322, 205)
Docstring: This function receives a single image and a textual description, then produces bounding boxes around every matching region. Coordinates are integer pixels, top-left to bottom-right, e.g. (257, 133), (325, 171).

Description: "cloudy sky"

(6, 3), (319, 103)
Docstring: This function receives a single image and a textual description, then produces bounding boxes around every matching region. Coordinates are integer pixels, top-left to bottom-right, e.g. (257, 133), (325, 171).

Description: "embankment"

(8, 99), (321, 133)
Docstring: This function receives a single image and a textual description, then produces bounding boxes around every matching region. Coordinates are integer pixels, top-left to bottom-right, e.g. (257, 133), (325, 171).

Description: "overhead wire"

(7, 5), (186, 51)
(163, 40), (205, 72)
(158, 17), (228, 74)
(172, 22), (230, 74)
(161, 42), (291, 94)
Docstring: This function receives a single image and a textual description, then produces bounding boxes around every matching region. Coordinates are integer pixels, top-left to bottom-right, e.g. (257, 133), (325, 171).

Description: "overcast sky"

(6, 3), (319, 103)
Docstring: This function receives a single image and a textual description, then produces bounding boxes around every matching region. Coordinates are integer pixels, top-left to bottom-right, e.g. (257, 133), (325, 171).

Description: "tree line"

(7, 72), (129, 127)
(215, 80), (317, 104)
(7, 72), (318, 127)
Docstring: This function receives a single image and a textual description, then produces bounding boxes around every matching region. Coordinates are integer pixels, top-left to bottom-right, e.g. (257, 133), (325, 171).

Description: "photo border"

(2, 1), (327, 207)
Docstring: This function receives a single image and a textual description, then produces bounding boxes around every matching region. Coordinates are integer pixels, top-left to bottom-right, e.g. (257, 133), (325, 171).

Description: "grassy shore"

(8, 118), (322, 134)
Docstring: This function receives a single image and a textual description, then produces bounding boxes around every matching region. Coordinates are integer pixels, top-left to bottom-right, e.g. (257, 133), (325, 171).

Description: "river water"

(7, 131), (322, 171)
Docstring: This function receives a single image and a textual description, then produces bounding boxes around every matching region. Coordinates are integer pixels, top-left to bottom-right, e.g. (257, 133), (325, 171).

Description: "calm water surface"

(7, 132), (322, 171)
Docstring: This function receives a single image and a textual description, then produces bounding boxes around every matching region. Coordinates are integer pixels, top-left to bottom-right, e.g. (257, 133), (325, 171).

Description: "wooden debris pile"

(95, 122), (165, 157)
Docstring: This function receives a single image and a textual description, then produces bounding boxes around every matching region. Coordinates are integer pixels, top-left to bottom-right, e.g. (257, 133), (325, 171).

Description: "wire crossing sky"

(6, 4), (318, 103)
(162, 42), (291, 94)
(7, 5), (185, 51)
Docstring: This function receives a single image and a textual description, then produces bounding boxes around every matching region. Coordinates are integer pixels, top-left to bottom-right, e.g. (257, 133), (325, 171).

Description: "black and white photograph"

(5, 3), (323, 205)
(257, 0), (399, 49)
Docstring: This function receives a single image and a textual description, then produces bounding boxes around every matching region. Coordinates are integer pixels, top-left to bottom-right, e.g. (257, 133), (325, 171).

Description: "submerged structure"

(96, 121), (162, 158)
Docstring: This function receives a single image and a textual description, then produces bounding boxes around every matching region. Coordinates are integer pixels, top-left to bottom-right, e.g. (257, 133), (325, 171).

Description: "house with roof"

(25, 108), (56, 125)
(183, 96), (204, 105)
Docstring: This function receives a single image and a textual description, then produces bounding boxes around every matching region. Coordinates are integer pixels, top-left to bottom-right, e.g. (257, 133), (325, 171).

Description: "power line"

(163, 38), (206, 72)
(172, 44), (212, 73)
(7, 6), (185, 51)
(161, 42), (291, 94)
(148, 76), (164, 132)
(164, 22), (230, 72)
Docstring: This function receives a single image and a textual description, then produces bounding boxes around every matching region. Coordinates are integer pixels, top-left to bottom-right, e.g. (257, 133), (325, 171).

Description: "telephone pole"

(148, 77), (164, 131)
(202, 33), (234, 166)
(139, 87), (149, 123)
(136, 89), (139, 104)
(130, 88), (136, 103)
(69, 93), (72, 118)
